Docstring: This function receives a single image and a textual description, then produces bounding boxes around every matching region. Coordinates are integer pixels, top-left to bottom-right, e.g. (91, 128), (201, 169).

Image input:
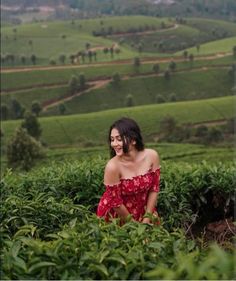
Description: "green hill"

(42, 68), (234, 116)
(1, 96), (235, 147)
(1, 16), (236, 66)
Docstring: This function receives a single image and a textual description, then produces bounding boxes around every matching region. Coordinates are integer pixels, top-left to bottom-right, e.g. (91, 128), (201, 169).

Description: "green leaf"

(28, 262), (56, 273)
(148, 242), (164, 250)
(89, 264), (109, 277)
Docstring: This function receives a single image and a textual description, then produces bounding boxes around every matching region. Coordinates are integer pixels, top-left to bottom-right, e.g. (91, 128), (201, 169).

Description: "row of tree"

(1, 99), (42, 120)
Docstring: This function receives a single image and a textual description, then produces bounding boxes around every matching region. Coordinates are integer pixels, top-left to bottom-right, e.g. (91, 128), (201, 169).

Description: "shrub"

(155, 94), (165, 103)
(125, 94), (134, 107)
(21, 111), (42, 140)
(7, 127), (43, 171)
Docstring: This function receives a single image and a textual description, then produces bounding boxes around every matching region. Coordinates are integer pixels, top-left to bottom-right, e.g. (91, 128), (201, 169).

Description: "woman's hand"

(142, 217), (153, 225)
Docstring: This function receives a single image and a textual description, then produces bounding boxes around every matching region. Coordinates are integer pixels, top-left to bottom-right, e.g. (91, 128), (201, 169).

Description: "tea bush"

(1, 215), (235, 280)
(1, 158), (235, 279)
(1, 159), (235, 235)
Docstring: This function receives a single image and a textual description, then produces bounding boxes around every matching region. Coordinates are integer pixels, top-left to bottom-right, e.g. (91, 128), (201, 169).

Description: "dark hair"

(108, 117), (144, 158)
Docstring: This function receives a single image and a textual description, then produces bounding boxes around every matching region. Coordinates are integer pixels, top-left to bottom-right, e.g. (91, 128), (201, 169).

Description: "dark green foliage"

(125, 94), (134, 107)
(30, 54), (36, 65)
(111, 72), (121, 87)
(6, 127), (43, 171)
(133, 57), (141, 71)
(21, 111), (42, 140)
(205, 127), (224, 144)
(152, 63), (160, 74)
(79, 73), (86, 90)
(169, 61), (177, 72)
(10, 98), (25, 119)
(58, 103), (66, 115)
(195, 125), (208, 137)
(31, 101), (42, 116)
(0, 159), (235, 279)
(155, 94), (165, 103)
(68, 75), (78, 95)
(0, 103), (9, 120)
(164, 70), (170, 80)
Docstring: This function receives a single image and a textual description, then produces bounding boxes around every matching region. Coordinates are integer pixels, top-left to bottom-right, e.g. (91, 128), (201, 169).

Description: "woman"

(97, 117), (161, 225)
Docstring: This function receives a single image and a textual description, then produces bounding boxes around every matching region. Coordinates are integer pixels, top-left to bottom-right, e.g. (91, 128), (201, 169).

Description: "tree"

(59, 54), (66, 64)
(233, 46), (236, 57)
(111, 72), (121, 87)
(133, 57), (141, 72)
(189, 53), (194, 66)
(10, 98), (24, 119)
(31, 101), (42, 116)
(155, 94), (165, 103)
(159, 116), (177, 136)
(110, 47), (114, 59)
(79, 73), (86, 90)
(205, 127), (224, 144)
(28, 40), (33, 51)
(125, 94), (134, 107)
(7, 127), (43, 171)
(169, 93), (177, 102)
(21, 111), (42, 140)
(183, 50), (188, 60)
(49, 59), (56, 65)
(153, 63), (160, 74)
(196, 44), (200, 53)
(68, 75), (79, 95)
(195, 125), (208, 138)
(58, 103), (66, 115)
(0, 104), (9, 120)
(169, 61), (176, 72)
(164, 70), (170, 80)
(20, 55), (26, 65)
(61, 34), (67, 50)
(103, 47), (109, 58)
(30, 54), (36, 65)
(88, 50), (93, 63)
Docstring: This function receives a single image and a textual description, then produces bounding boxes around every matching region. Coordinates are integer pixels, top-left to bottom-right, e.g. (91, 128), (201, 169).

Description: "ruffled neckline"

(105, 167), (160, 187)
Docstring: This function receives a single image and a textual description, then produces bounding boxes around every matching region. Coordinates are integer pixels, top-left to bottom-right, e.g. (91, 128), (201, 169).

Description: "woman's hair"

(108, 117), (144, 158)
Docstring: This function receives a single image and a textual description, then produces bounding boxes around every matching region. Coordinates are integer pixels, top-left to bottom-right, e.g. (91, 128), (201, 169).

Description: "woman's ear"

(132, 140), (136, 145)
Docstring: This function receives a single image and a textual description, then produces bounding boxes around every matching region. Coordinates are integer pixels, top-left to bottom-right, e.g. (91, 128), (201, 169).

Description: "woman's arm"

(104, 160), (131, 222)
(142, 149), (160, 224)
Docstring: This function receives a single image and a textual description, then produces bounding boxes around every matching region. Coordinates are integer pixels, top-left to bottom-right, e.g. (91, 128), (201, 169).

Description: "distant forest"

(2, 0), (236, 22)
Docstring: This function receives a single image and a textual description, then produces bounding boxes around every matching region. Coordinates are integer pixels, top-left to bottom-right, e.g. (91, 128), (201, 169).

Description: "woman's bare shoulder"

(145, 148), (160, 168)
(104, 157), (121, 185)
(145, 148), (159, 158)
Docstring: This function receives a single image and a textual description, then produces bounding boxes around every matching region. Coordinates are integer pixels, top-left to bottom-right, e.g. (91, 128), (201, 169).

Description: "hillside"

(2, 0), (236, 21)
(1, 96), (235, 147)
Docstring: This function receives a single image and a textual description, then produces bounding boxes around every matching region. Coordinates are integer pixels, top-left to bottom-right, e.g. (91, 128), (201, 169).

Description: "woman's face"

(110, 128), (124, 156)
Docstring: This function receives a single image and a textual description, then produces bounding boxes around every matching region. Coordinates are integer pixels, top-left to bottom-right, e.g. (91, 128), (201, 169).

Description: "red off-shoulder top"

(96, 167), (160, 222)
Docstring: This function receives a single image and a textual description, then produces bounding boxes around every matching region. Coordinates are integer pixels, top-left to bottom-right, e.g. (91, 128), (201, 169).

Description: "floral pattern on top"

(96, 168), (160, 222)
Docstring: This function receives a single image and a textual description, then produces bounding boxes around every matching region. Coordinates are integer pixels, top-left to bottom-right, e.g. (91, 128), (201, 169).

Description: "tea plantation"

(1, 158), (235, 279)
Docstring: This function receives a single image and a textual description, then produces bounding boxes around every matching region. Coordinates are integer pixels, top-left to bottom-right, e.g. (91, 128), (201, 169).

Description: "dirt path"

(42, 79), (110, 111)
(40, 65), (230, 111)
(1, 52), (232, 74)
(105, 23), (179, 37)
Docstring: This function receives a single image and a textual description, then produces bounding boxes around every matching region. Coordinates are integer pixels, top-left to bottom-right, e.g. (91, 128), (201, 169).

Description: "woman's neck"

(120, 148), (141, 163)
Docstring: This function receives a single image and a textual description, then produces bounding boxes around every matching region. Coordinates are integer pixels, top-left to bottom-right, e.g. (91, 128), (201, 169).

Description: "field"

(1, 95), (235, 146)
(1, 12), (236, 280)
(1, 16), (236, 66)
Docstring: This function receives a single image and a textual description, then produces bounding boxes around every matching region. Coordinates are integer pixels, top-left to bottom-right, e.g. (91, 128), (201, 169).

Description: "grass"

(43, 68), (234, 115)
(1, 95), (235, 147)
(1, 54), (234, 92)
(176, 37), (236, 56)
(1, 142), (234, 175)
(1, 16), (236, 66)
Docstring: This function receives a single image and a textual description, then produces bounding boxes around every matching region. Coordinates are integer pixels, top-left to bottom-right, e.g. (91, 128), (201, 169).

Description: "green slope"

(1, 96), (235, 147)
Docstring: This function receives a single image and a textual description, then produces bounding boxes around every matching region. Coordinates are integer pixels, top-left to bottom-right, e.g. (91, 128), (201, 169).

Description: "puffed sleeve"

(150, 167), (161, 192)
(96, 183), (123, 219)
